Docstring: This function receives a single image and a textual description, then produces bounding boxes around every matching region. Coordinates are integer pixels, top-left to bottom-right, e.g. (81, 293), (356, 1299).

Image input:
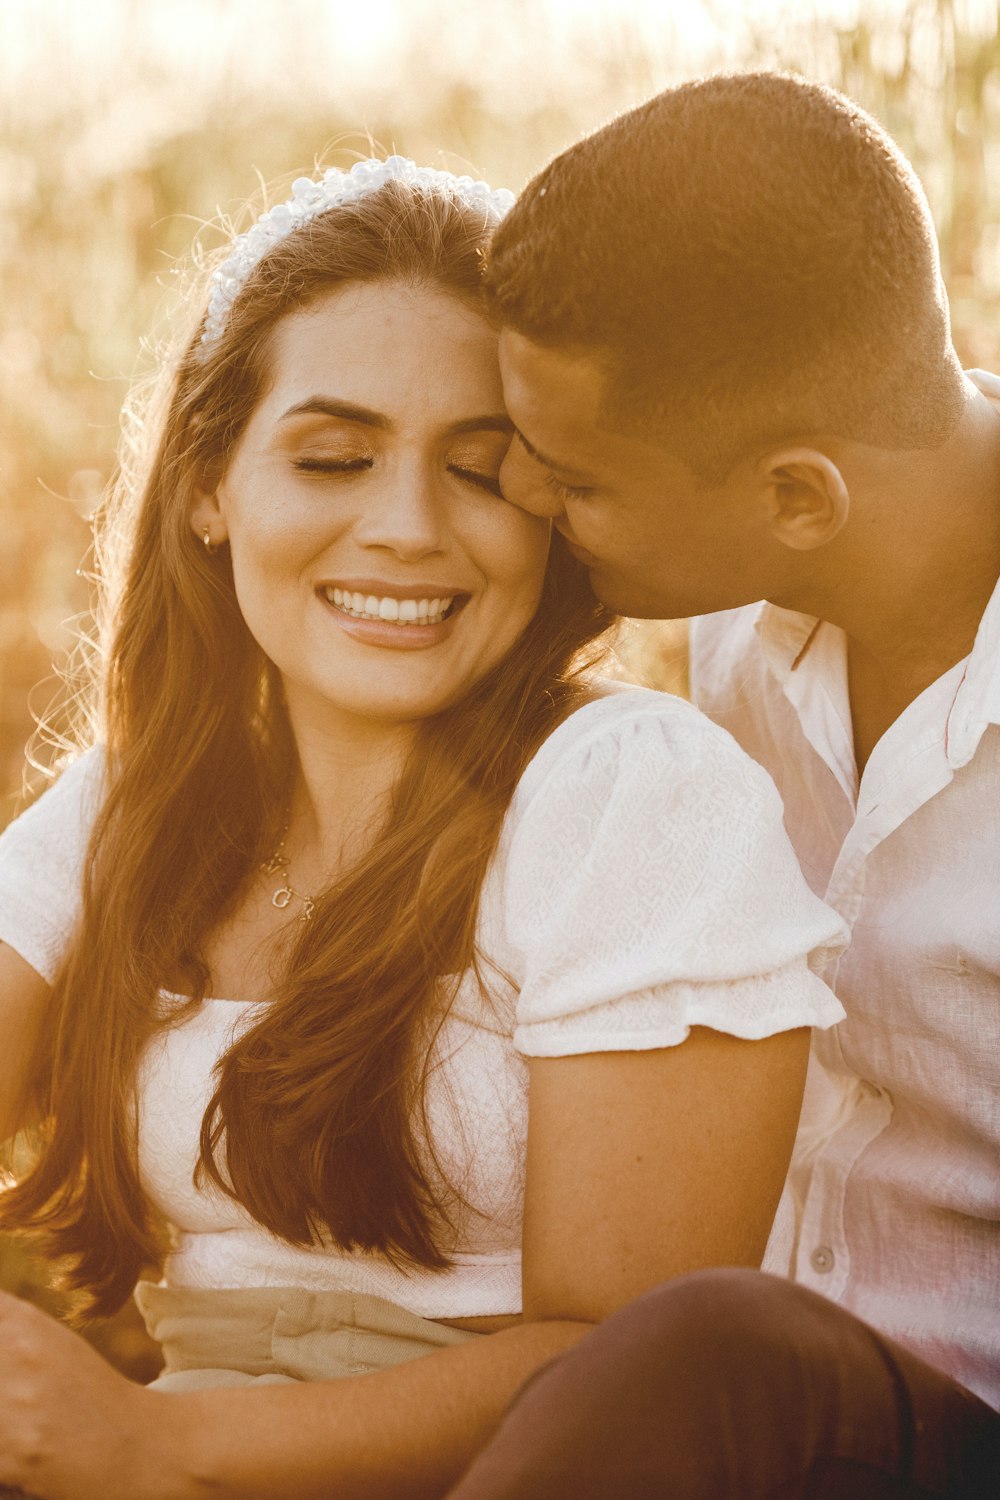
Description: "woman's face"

(196, 280), (550, 731)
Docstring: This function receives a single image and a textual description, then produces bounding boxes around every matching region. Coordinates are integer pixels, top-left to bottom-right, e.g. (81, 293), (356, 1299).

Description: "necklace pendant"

(300, 896), (316, 923)
(261, 852), (288, 877)
(272, 886), (294, 910)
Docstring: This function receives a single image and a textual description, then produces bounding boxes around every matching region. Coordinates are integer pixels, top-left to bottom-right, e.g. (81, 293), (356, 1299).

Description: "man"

(448, 72), (1000, 1497)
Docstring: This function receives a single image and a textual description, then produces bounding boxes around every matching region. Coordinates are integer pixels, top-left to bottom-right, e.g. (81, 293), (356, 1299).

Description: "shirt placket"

(793, 692), (961, 1301)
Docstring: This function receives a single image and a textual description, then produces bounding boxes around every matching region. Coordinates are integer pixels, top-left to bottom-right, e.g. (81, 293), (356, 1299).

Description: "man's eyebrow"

(513, 428), (595, 484)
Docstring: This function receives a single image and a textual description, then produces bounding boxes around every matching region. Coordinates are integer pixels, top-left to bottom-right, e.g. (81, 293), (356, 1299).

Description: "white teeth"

(322, 589), (458, 625)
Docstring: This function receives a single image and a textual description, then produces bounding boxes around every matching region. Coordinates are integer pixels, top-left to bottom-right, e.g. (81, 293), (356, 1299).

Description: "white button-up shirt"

(690, 435), (1000, 1409)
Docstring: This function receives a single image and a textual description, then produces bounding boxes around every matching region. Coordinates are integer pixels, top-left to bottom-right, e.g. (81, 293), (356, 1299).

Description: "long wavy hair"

(2, 175), (615, 1316)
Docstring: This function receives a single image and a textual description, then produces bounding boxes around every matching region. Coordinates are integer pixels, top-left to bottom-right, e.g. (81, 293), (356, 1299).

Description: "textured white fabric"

(0, 751), (106, 983)
(501, 695), (846, 1054)
(0, 689), (847, 1318)
(690, 376), (1000, 1410)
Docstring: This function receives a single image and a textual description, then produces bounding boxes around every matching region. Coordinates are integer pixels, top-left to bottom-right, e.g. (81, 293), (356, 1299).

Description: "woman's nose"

(355, 468), (447, 559)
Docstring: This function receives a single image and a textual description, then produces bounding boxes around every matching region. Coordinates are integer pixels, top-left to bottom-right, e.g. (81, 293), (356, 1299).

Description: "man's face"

(498, 330), (778, 619)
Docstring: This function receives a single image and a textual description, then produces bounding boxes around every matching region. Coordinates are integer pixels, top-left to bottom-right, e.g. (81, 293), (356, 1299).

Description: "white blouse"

(0, 689), (847, 1318)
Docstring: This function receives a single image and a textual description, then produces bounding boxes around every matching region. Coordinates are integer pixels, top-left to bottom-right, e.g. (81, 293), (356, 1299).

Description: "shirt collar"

(753, 601), (823, 685)
(945, 569), (1000, 767)
(754, 603), (858, 802)
(944, 369), (1000, 765)
(753, 558), (1000, 774)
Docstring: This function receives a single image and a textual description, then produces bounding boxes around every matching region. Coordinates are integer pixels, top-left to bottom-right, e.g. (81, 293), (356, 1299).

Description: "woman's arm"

(0, 1292), (588, 1500)
(521, 1024), (809, 1320)
(0, 1022), (808, 1500)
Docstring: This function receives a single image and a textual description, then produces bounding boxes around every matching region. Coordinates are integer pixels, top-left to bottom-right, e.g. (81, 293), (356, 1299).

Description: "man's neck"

(775, 386), (1000, 769)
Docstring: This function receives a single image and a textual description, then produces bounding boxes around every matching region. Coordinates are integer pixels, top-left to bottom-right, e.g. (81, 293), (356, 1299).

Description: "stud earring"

(202, 527), (218, 554)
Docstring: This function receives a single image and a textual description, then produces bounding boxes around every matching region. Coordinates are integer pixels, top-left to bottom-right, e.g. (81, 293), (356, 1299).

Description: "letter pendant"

(272, 886), (294, 910)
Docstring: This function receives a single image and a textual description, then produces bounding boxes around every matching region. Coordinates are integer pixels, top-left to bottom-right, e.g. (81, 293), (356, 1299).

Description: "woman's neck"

(281, 698), (417, 883)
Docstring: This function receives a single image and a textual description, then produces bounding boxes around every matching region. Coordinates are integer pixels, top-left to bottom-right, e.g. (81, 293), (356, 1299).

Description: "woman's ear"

(189, 486), (228, 552)
(757, 446), (850, 551)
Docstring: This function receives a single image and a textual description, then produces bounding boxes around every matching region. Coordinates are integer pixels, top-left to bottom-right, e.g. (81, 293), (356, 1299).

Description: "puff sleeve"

(501, 693), (847, 1057)
(0, 747), (104, 983)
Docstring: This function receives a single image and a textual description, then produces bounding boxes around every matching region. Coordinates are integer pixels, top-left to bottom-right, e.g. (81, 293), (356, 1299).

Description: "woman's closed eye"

(449, 464), (504, 498)
(292, 455), (374, 476)
(291, 457), (502, 495)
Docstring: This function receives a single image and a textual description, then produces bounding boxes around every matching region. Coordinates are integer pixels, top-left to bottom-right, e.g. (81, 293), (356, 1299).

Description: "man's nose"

(499, 448), (565, 520)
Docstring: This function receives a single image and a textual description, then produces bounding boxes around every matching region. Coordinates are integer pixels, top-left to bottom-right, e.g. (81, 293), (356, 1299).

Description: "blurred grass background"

(1, 0), (998, 1376)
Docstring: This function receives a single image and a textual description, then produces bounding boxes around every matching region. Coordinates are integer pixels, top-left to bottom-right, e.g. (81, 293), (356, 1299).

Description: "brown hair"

(3, 176), (614, 1316)
(485, 72), (966, 481)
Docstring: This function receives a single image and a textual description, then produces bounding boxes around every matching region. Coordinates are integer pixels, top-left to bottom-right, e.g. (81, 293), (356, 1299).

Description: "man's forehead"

(498, 327), (678, 483)
(498, 328), (607, 411)
(497, 328), (613, 457)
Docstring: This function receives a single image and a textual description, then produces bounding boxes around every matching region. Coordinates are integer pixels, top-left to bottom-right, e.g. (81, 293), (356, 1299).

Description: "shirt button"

(810, 1245), (835, 1274)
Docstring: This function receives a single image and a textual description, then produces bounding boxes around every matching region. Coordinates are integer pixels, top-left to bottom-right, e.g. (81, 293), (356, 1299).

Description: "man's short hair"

(486, 72), (965, 480)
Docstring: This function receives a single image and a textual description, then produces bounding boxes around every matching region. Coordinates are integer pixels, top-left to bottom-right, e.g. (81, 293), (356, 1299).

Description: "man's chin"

(585, 568), (690, 621)
(585, 565), (762, 621)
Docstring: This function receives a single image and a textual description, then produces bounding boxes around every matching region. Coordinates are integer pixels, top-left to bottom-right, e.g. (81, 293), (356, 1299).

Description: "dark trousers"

(448, 1269), (1000, 1499)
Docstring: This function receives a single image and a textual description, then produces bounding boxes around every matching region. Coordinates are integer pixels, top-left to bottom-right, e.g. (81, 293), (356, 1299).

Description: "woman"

(0, 156), (846, 1499)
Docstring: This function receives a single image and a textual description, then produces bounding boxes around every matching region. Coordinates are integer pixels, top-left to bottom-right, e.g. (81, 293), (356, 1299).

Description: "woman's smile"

(317, 578), (471, 648)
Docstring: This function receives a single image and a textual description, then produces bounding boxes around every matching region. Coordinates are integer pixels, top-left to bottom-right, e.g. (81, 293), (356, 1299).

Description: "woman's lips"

(317, 581), (470, 623)
(317, 587), (470, 649)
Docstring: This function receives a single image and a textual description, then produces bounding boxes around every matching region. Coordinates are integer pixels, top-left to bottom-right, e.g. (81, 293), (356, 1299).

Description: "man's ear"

(189, 486), (227, 551)
(757, 446), (850, 551)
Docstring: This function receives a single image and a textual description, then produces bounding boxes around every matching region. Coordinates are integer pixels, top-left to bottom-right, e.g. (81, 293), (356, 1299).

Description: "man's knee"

(449, 1272), (999, 1498)
(593, 1266), (826, 1400)
(447, 1271), (835, 1499)
(512, 1269), (832, 1469)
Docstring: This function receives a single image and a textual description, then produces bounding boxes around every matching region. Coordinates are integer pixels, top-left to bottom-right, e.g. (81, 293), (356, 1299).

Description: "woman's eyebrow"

(279, 398), (390, 427)
(277, 403), (513, 439)
(447, 414), (514, 437)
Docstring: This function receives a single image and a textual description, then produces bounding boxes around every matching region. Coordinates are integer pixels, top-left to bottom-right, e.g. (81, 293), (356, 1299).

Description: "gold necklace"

(260, 824), (316, 923)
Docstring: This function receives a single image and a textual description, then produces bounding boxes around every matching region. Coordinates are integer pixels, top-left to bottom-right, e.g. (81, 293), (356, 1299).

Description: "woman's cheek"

(509, 511), (552, 593)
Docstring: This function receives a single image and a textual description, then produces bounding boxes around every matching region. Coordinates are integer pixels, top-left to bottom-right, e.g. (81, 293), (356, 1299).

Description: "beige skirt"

(134, 1280), (483, 1391)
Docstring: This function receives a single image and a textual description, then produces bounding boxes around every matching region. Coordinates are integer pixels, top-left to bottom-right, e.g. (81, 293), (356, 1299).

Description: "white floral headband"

(197, 154), (515, 361)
